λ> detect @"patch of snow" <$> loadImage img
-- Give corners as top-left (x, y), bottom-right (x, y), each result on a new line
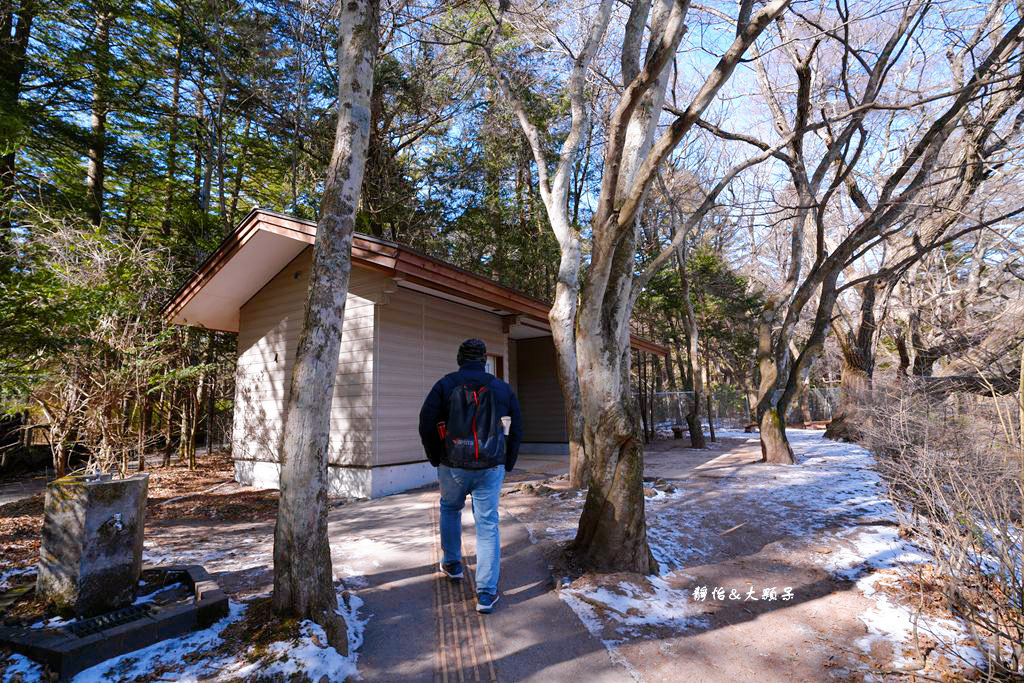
top-left (29, 614), bottom-right (75, 630)
top-left (337, 565), bottom-right (369, 589)
top-left (132, 583), bottom-right (181, 606)
top-left (544, 526), bottom-right (576, 541)
top-left (211, 585), bottom-right (369, 682)
top-left (556, 591), bottom-right (643, 682)
top-left (1, 654), bottom-right (43, 683)
top-left (532, 430), bottom-right (991, 678)
top-left (224, 617), bottom-right (359, 682)
top-left (15, 583), bottom-right (369, 682)
top-left (70, 600), bottom-right (247, 682)
top-left (0, 567), bottom-right (34, 592)
top-left (824, 524), bottom-right (931, 580)
top-left (559, 574), bottom-right (707, 649)
top-left (853, 572), bottom-right (987, 671)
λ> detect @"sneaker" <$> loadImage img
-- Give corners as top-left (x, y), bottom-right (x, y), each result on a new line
top-left (439, 561), bottom-right (463, 579)
top-left (476, 592), bottom-right (499, 613)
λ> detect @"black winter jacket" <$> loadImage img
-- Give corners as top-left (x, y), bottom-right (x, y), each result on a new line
top-left (418, 360), bottom-right (523, 471)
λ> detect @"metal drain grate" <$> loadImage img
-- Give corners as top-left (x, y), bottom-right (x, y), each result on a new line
top-left (67, 604), bottom-right (152, 637)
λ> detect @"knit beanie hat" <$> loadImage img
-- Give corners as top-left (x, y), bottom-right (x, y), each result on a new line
top-left (457, 338), bottom-right (487, 366)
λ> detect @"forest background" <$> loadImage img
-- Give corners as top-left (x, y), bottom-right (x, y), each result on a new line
top-left (1, 0), bottom-right (1022, 484)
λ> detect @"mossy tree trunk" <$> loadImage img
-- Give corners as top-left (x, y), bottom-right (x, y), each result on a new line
top-left (756, 312), bottom-right (795, 464)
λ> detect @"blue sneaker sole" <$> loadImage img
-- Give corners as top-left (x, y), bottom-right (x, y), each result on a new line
top-left (475, 595), bottom-right (499, 613)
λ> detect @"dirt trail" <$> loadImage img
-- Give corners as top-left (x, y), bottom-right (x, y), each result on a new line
top-left (503, 431), bottom-right (971, 682)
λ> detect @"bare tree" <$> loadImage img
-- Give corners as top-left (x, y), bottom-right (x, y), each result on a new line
top-left (471, 0), bottom-right (790, 571)
top-left (479, 0), bottom-right (615, 489)
top-left (272, 0), bottom-right (379, 650)
top-left (703, 2), bottom-right (1024, 461)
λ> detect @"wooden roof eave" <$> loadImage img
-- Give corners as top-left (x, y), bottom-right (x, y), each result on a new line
top-left (162, 209), bottom-right (669, 357)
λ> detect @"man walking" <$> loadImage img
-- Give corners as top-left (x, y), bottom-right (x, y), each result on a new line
top-left (419, 339), bottom-right (522, 613)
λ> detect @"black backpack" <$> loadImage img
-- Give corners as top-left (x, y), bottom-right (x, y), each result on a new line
top-left (443, 378), bottom-right (505, 469)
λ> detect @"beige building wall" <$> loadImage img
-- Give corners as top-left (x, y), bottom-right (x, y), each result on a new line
top-left (375, 288), bottom-right (507, 466)
top-left (514, 337), bottom-right (568, 443)
top-left (231, 249), bottom-right (389, 473)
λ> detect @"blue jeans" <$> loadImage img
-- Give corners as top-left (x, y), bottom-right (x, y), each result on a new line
top-left (438, 464), bottom-right (505, 595)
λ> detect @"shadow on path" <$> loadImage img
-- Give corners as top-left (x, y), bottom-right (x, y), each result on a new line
top-left (330, 491), bottom-right (630, 683)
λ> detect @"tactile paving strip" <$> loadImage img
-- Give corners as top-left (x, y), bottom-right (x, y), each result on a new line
top-left (431, 504), bottom-right (498, 683)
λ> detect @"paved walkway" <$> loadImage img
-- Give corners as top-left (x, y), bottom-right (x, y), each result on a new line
top-left (140, 438), bottom-right (757, 681)
top-left (330, 439), bottom-right (760, 681)
top-left (0, 474), bottom-right (47, 507)
top-left (329, 489), bottom-right (628, 682)
top-left (515, 432), bottom-right (762, 481)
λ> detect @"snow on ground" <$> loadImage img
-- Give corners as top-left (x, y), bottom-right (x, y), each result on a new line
top-left (645, 429), bottom-right (909, 571)
top-left (559, 574), bottom-right (709, 681)
top-left (562, 575), bottom-right (707, 635)
top-left (73, 599), bottom-right (248, 683)
top-left (1, 583), bottom-right (369, 682)
top-left (516, 429), bottom-right (986, 677)
top-left (0, 655), bottom-right (40, 683)
top-left (217, 592), bottom-right (368, 682)
top-left (854, 571), bottom-right (988, 672)
top-left (0, 567), bottom-right (34, 592)
top-left (2, 598), bottom-right (244, 683)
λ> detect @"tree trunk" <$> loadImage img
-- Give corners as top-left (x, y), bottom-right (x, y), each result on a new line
top-left (0, 0), bottom-right (35, 245)
top-left (228, 116), bottom-right (251, 227)
top-left (743, 375), bottom-right (757, 426)
top-left (162, 11), bottom-right (184, 236)
top-left (826, 283), bottom-right (877, 442)
top-left (572, 323), bottom-right (655, 573)
top-left (272, 0), bottom-right (378, 652)
top-left (756, 315), bottom-right (795, 463)
top-left (549, 238), bottom-right (587, 488)
top-left (53, 441), bottom-right (67, 477)
top-left (86, 7), bottom-right (110, 226)
top-left (824, 359), bottom-right (870, 441)
top-left (663, 334), bottom-right (686, 425)
top-left (758, 405), bottom-right (793, 462)
top-left (163, 376), bottom-right (178, 466)
top-left (706, 391), bottom-right (716, 441)
top-left (1018, 343), bottom-right (1023, 458)
top-left (705, 357), bottom-right (715, 442)
top-left (637, 350), bottom-right (650, 443)
top-left (571, 231), bottom-right (655, 574)
top-left (206, 373), bottom-right (215, 455)
top-left (197, 95), bottom-right (212, 215)
top-left (678, 251), bottom-right (705, 449)
top-left (799, 377), bottom-right (812, 424)
top-left (651, 350), bottom-right (664, 438)
top-left (180, 387), bottom-right (197, 470)
top-left (203, 333), bottom-right (215, 456)
top-left (137, 391), bottom-right (147, 471)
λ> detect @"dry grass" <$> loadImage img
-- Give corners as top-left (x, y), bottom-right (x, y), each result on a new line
top-left (0, 495), bottom-right (43, 570)
top-left (864, 380), bottom-right (1024, 679)
top-left (0, 451), bottom-right (278, 574)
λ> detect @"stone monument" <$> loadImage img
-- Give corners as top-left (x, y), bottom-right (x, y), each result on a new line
top-left (36, 473), bottom-right (149, 617)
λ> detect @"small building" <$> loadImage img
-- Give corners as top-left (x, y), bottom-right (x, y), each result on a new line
top-left (164, 209), bottom-right (666, 498)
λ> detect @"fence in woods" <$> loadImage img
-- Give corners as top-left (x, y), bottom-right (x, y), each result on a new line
top-left (648, 387), bottom-right (840, 431)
